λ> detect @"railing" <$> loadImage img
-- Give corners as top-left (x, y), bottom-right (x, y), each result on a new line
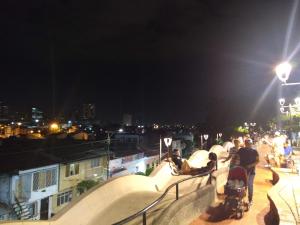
top-left (112, 169), bottom-right (214, 225)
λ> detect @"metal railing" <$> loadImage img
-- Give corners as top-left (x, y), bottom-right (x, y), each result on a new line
top-left (112, 169), bottom-right (214, 225)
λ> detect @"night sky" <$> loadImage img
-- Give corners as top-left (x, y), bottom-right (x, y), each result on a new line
top-left (1, 0), bottom-right (300, 125)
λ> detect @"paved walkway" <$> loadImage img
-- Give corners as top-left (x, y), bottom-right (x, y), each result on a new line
top-left (190, 144), bottom-right (274, 225)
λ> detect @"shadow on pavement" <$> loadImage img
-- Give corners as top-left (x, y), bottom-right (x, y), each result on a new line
top-left (200, 203), bottom-right (231, 222)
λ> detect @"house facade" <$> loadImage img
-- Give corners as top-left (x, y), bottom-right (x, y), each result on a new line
top-left (51, 156), bottom-right (109, 215)
top-left (0, 164), bottom-right (59, 220)
top-left (109, 152), bottom-right (159, 177)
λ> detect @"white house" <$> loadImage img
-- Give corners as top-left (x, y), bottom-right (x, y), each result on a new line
top-left (0, 164), bottom-right (59, 220)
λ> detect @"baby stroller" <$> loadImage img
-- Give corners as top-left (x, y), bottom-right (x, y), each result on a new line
top-left (224, 166), bottom-right (249, 219)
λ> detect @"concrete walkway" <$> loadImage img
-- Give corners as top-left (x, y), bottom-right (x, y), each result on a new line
top-left (87, 175), bottom-right (209, 225)
top-left (190, 144), bottom-right (274, 225)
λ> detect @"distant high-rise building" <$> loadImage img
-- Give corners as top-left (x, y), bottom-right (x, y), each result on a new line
top-left (0, 102), bottom-right (9, 122)
top-left (123, 114), bottom-right (132, 126)
top-left (82, 104), bottom-right (96, 121)
top-left (32, 107), bottom-right (43, 123)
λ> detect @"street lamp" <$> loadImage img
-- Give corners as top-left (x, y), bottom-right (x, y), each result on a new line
top-left (164, 137), bottom-right (172, 158)
top-left (275, 62), bottom-right (300, 86)
top-left (203, 134), bottom-right (209, 141)
top-left (279, 97), bottom-right (300, 115)
top-left (275, 62), bottom-right (292, 83)
top-left (217, 133), bottom-right (222, 141)
top-left (279, 98), bottom-right (285, 106)
top-left (295, 97), bottom-right (300, 106)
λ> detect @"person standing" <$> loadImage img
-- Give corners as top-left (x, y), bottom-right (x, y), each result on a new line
top-left (222, 139), bottom-right (240, 168)
top-left (237, 139), bottom-right (259, 205)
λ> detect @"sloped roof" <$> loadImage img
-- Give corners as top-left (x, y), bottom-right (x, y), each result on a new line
top-left (0, 138), bottom-right (107, 173)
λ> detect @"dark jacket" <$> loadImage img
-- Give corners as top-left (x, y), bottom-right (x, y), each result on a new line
top-left (237, 147), bottom-right (259, 175)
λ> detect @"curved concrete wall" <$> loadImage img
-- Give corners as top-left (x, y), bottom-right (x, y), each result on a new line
top-left (187, 150), bottom-right (209, 168)
top-left (0, 150), bottom-right (221, 225)
top-left (154, 185), bottom-right (215, 225)
top-left (209, 145), bottom-right (228, 159)
top-left (153, 165), bottom-right (229, 225)
top-left (223, 141), bottom-right (234, 152)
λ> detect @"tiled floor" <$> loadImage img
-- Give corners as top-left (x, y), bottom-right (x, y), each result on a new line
top-left (190, 144), bottom-right (274, 225)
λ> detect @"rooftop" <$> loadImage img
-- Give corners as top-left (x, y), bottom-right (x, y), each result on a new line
top-left (0, 138), bottom-right (108, 173)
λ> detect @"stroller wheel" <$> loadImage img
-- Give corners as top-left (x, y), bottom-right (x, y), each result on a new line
top-left (235, 209), bottom-right (244, 219)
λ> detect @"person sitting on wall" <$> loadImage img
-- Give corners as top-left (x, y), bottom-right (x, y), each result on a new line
top-left (181, 152), bottom-right (217, 175)
top-left (284, 140), bottom-right (293, 157)
top-left (171, 149), bottom-right (183, 170)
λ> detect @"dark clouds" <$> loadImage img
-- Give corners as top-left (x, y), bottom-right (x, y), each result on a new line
top-left (0, 0), bottom-right (299, 124)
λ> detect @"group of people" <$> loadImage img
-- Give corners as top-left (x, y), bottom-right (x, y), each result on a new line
top-left (222, 138), bottom-right (259, 205)
top-left (171, 149), bottom-right (218, 175)
top-left (263, 132), bottom-right (293, 167)
top-left (170, 138), bottom-right (259, 205)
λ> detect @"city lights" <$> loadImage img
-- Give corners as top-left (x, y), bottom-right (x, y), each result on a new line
top-left (50, 123), bottom-right (59, 132)
top-left (153, 124), bottom-right (159, 129)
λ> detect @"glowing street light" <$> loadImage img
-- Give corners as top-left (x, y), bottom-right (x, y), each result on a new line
top-left (279, 98), bottom-right (285, 106)
top-left (295, 97), bottom-right (300, 105)
top-left (164, 138), bottom-right (172, 147)
top-left (279, 97), bottom-right (300, 116)
top-left (50, 122), bottom-right (59, 132)
top-left (203, 134), bottom-right (209, 141)
top-left (275, 62), bottom-right (292, 83)
top-left (164, 137), bottom-right (172, 158)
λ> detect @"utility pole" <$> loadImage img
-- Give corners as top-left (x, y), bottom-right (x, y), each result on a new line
top-left (106, 132), bottom-right (112, 179)
top-left (50, 44), bottom-right (56, 118)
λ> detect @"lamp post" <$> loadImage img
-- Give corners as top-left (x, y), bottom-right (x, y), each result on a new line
top-left (105, 131), bottom-right (113, 180)
top-left (279, 97), bottom-right (300, 114)
top-left (159, 136), bottom-right (162, 163)
top-left (216, 133), bottom-right (222, 142)
top-left (203, 134), bottom-right (209, 150)
top-left (203, 134), bottom-right (209, 141)
top-left (164, 137), bottom-right (172, 158)
top-left (275, 62), bottom-right (300, 86)
top-left (278, 97), bottom-right (300, 131)
top-left (200, 135), bottom-right (203, 149)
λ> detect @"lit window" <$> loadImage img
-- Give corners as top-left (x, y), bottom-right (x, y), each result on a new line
top-left (65, 163), bottom-right (80, 177)
top-left (91, 158), bottom-right (100, 168)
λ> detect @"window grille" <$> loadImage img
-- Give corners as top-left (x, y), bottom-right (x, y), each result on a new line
top-left (57, 191), bottom-right (73, 206)
top-left (32, 168), bottom-right (57, 191)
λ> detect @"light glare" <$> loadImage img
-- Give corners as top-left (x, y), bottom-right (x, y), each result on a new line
top-left (275, 62), bottom-right (292, 83)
